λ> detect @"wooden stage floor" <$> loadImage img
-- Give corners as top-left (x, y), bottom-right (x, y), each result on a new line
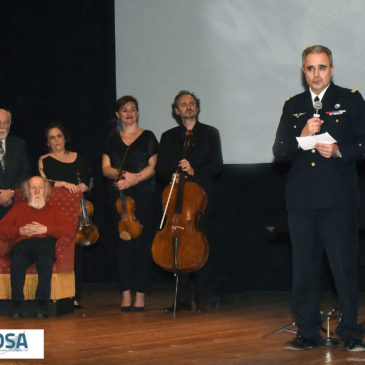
top-left (2, 285), bottom-right (365, 365)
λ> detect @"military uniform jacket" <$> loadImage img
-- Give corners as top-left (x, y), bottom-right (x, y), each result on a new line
top-left (273, 83), bottom-right (365, 210)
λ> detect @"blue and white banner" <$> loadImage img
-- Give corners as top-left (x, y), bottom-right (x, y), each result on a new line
top-left (0, 330), bottom-right (44, 359)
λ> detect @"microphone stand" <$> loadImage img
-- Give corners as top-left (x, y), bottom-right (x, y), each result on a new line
top-left (264, 308), bottom-right (340, 345)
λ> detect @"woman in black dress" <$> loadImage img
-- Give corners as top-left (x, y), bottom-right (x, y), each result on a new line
top-left (102, 95), bottom-right (158, 311)
top-left (38, 123), bottom-right (90, 309)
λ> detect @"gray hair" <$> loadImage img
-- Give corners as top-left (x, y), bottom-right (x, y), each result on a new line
top-left (22, 177), bottom-right (52, 201)
top-left (302, 45), bottom-right (333, 66)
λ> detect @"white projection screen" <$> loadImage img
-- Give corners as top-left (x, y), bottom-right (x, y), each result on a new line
top-left (115, 0), bottom-right (365, 164)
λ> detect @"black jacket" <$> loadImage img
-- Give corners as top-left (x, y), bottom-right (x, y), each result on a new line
top-left (156, 121), bottom-right (223, 206)
top-left (0, 136), bottom-right (31, 218)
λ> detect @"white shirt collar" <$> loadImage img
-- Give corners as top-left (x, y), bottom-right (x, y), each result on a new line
top-left (310, 84), bottom-right (330, 103)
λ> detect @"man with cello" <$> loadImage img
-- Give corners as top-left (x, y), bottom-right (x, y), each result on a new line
top-left (155, 90), bottom-right (223, 312)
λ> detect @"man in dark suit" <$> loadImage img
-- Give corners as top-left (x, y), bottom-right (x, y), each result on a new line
top-left (0, 108), bottom-right (31, 218)
top-left (156, 90), bottom-right (223, 312)
top-left (273, 45), bottom-right (365, 351)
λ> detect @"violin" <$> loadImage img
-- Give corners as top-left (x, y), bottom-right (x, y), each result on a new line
top-left (151, 130), bottom-right (209, 273)
top-left (115, 170), bottom-right (143, 241)
top-left (75, 175), bottom-right (99, 246)
top-left (76, 196), bottom-right (99, 246)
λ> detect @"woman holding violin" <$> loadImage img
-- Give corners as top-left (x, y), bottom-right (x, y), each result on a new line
top-left (38, 123), bottom-right (90, 309)
top-left (102, 95), bottom-right (158, 311)
top-left (155, 90), bottom-right (223, 313)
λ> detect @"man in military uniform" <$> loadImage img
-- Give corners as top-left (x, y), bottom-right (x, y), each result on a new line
top-left (273, 45), bottom-right (365, 351)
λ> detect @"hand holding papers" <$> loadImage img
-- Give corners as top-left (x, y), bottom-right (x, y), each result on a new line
top-left (296, 132), bottom-right (337, 151)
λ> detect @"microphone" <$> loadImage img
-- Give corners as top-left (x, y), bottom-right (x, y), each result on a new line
top-left (313, 100), bottom-right (322, 118)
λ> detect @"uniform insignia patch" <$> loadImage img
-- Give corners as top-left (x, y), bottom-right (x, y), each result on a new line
top-left (292, 113), bottom-right (306, 118)
top-left (326, 110), bottom-right (346, 115)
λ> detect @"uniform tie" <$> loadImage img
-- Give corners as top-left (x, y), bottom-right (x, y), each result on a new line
top-left (0, 141), bottom-right (5, 170)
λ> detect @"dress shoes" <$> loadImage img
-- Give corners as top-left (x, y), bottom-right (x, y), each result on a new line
top-left (10, 302), bottom-right (23, 319)
top-left (35, 311), bottom-right (47, 320)
top-left (284, 334), bottom-right (320, 350)
top-left (196, 302), bottom-right (209, 312)
top-left (36, 300), bottom-right (48, 319)
top-left (10, 310), bottom-right (22, 319)
top-left (345, 337), bottom-right (365, 352)
top-left (164, 303), bottom-right (192, 313)
top-left (120, 306), bottom-right (132, 312)
top-left (74, 304), bottom-right (82, 309)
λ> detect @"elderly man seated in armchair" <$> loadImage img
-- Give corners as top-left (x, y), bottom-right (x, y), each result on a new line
top-left (0, 176), bottom-right (75, 319)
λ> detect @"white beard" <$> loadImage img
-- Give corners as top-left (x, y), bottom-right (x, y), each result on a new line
top-left (28, 195), bottom-right (46, 210)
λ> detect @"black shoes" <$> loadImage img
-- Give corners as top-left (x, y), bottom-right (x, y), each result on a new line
top-left (10, 302), bottom-right (22, 319)
top-left (284, 334), bottom-right (320, 350)
top-left (36, 300), bottom-right (48, 319)
top-left (164, 303), bottom-right (192, 313)
top-left (35, 310), bottom-right (47, 319)
top-left (345, 337), bottom-right (365, 352)
top-left (196, 302), bottom-right (209, 312)
top-left (121, 306), bottom-right (145, 312)
top-left (10, 310), bottom-right (22, 319)
top-left (132, 306), bottom-right (145, 312)
top-left (120, 306), bottom-right (132, 312)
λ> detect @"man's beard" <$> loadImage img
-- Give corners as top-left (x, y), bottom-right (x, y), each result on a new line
top-left (28, 195), bottom-right (46, 210)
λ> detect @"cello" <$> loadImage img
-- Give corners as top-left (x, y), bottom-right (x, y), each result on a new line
top-left (151, 130), bottom-right (209, 274)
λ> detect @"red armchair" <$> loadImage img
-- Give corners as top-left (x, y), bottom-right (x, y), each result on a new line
top-left (0, 187), bottom-right (81, 301)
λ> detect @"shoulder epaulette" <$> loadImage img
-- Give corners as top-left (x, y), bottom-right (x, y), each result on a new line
top-left (351, 89), bottom-right (358, 93)
top-left (285, 97), bottom-right (291, 102)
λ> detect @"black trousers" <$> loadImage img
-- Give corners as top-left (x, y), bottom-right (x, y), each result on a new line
top-left (176, 259), bottom-right (211, 307)
top-left (176, 212), bottom-right (214, 307)
top-left (10, 237), bottom-right (56, 303)
top-left (288, 208), bottom-right (363, 341)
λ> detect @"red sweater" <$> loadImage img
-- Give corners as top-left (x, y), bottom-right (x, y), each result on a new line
top-left (0, 201), bottom-right (75, 244)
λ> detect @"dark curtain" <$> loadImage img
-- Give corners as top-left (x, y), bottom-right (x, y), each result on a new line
top-left (0, 0), bottom-right (117, 282)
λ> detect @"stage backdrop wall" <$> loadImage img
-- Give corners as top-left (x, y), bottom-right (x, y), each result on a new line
top-left (115, 0), bottom-right (365, 164)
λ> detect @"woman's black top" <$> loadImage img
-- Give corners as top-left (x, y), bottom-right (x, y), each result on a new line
top-left (41, 153), bottom-right (89, 185)
top-left (103, 129), bottom-right (159, 198)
